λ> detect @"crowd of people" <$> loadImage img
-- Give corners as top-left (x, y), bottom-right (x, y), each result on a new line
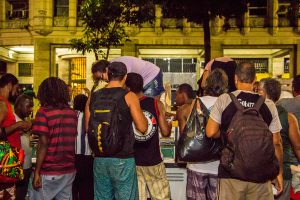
top-left (0, 55), bottom-right (299, 200)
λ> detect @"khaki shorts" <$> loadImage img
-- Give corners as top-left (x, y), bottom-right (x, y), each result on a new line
top-left (136, 162), bottom-right (170, 200)
top-left (217, 178), bottom-right (273, 200)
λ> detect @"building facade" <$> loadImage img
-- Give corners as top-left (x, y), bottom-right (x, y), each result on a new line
top-left (0, 0), bottom-right (300, 95)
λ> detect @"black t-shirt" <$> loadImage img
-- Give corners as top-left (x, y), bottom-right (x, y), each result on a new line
top-left (134, 96), bottom-right (162, 166)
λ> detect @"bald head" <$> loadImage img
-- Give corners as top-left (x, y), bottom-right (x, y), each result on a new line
top-left (235, 62), bottom-right (256, 83)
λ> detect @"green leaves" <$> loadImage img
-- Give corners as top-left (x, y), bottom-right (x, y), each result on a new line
top-left (70, 0), bottom-right (156, 60)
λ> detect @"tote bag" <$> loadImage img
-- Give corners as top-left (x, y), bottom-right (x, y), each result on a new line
top-left (176, 98), bottom-right (222, 162)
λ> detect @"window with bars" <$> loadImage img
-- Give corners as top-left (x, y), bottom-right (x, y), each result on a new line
top-left (54, 0), bottom-right (69, 17)
top-left (70, 57), bottom-right (86, 96)
top-left (233, 58), bottom-right (269, 73)
top-left (143, 58), bottom-right (197, 73)
top-left (18, 63), bottom-right (33, 77)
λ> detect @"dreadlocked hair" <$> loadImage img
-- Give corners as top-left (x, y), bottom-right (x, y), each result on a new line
top-left (37, 77), bottom-right (70, 108)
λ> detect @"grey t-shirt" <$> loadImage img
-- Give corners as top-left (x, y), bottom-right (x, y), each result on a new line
top-left (210, 90), bottom-right (282, 134)
top-left (277, 97), bottom-right (300, 126)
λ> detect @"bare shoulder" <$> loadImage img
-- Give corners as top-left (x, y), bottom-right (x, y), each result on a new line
top-left (124, 91), bottom-right (138, 105)
top-left (177, 103), bottom-right (192, 116)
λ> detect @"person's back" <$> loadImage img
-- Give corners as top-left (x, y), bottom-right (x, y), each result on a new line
top-left (177, 69), bottom-right (228, 200)
top-left (111, 56), bottom-right (160, 86)
top-left (259, 78), bottom-right (300, 200)
top-left (72, 94), bottom-right (93, 200)
top-left (91, 62), bottom-right (147, 200)
top-left (31, 77), bottom-right (77, 200)
top-left (278, 75), bottom-right (300, 126)
top-left (125, 72), bottom-right (171, 200)
top-left (35, 106), bottom-right (77, 173)
top-left (206, 62), bottom-right (283, 200)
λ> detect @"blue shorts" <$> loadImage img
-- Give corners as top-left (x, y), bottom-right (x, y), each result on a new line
top-left (29, 172), bottom-right (75, 200)
top-left (143, 70), bottom-right (165, 98)
top-left (94, 157), bottom-right (138, 200)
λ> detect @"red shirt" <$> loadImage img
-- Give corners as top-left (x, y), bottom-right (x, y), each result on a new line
top-left (32, 106), bottom-right (77, 175)
top-left (0, 96), bottom-right (21, 148)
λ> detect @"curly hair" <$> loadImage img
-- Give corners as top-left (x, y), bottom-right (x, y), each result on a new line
top-left (204, 68), bottom-right (228, 97)
top-left (37, 77), bottom-right (70, 108)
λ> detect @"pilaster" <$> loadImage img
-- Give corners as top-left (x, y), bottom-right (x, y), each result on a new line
top-left (268, 0), bottom-right (278, 35)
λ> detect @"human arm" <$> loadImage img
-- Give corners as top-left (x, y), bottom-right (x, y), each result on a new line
top-left (84, 94), bottom-right (91, 132)
top-left (206, 118), bottom-right (221, 138)
top-left (31, 109), bottom-right (49, 190)
top-left (0, 100), bottom-right (7, 124)
top-left (33, 134), bottom-right (48, 190)
top-left (157, 100), bottom-right (171, 137)
top-left (176, 104), bottom-right (190, 134)
top-left (125, 92), bottom-right (148, 134)
top-left (272, 132), bottom-right (283, 195)
top-left (200, 70), bottom-right (209, 89)
top-left (5, 121), bottom-right (32, 136)
top-left (288, 113), bottom-right (300, 161)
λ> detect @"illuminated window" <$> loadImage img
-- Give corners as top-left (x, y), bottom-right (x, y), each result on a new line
top-left (233, 58), bottom-right (268, 73)
top-left (70, 57), bottom-right (86, 96)
top-left (143, 58), bottom-right (197, 73)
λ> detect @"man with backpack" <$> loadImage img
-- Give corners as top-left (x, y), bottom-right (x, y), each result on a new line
top-left (206, 62), bottom-right (283, 200)
top-left (88, 62), bottom-right (148, 200)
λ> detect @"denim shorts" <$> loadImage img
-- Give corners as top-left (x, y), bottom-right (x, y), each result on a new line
top-left (143, 70), bottom-right (165, 98)
top-left (29, 172), bottom-right (76, 200)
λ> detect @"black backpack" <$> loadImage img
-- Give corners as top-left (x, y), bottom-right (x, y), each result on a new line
top-left (220, 93), bottom-right (279, 183)
top-left (88, 89), bottom-right (127, 157)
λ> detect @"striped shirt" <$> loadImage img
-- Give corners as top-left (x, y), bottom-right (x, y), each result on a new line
top-left (32, 106), bottom-right (78, 175)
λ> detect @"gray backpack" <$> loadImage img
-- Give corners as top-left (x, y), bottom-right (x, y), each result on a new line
top-left (220, 93), bottom-right (279, 183)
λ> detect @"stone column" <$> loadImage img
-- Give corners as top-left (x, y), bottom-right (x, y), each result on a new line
top-left (242, 4), bottom-right (250, 35)
top-left (33, 39), bottom-right (51, 93)
top-left (210, 39), bottom-right (223, 59)
top-left (155, 5), bottom-right (162, 34)
top-left (268, 0), bottom-right (278, 35)
top-left (211, 16), bottom-right (223, 35)
top-left (296, 44), bottom-right (300, 76)
top-left (30, 0), bottom-right (53, 36)
top-left (0, 0), bottom-right (6, 28)
top-left (69, 0), bottom-right (77, 28)
top-left (183, 18), bottom-right (191, 34)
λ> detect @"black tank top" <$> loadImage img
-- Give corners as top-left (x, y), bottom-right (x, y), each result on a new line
top-left (134, 96), bottom-right (162, 166)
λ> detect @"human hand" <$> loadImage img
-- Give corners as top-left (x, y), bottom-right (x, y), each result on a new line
top-left (273, 174), bottom-right (283, 196)
top-left (19, 121), bottom-right (32, 132)
top-left (33, 172), bottom-right (42, 190)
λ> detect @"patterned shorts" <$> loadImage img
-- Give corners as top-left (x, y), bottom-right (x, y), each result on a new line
top-left (186, 169), bottom-right (218, 200)
top-left (136, 162), bottom-right (170, 200)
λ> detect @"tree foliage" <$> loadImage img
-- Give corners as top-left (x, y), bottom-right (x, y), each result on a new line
top-left (70, 0), bottom-right (156, 60)
top-left (158, 0), bottom-right (249, 64)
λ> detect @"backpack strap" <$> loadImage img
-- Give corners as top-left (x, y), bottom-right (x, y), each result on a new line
top-left (253, 96), bottom-right (265, 111)
top-left (229, 93), bottom-right (244, 110)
